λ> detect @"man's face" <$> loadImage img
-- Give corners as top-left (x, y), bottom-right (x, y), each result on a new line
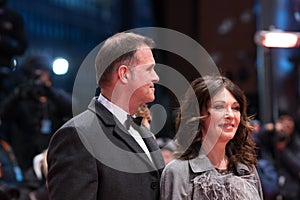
top-left (127, 47), bottom-right (159, 105)
top-left (35, 69), bottom-right (50, 83)
top-left (276, 115), bottom-right (295, 136)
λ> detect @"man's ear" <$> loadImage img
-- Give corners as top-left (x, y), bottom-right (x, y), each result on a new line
top-left (118, 65), bottom-right (129, 83)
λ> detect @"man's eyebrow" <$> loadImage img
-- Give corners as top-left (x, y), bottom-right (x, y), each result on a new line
top-left (143, 63), bottom-right (155, 69)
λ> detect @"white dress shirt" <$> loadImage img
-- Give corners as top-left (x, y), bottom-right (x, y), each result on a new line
top-left (97, 94), bottom-right (153, 163)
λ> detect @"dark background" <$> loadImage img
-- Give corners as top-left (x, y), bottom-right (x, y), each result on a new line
top-left (6, 0), bottom-right (300, 137)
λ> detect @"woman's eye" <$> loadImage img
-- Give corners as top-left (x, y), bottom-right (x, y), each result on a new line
top-left (213, 105), bottom-right (225, 110)
top-left (232, 106), bottom-right (240, 111)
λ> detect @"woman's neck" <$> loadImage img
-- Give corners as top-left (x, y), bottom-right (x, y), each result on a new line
top-left (207, 145), bottom-right (228, 170)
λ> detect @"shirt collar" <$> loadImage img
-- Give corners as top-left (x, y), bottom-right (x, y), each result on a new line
top-left (97, 94), bottom-right (129, 127)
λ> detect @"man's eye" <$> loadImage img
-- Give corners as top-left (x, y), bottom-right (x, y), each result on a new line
top-left (149, 67), bottom-right (155, 72)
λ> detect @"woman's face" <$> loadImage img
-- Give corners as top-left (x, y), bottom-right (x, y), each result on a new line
top-left (202, 88), bottom-right (241, 146)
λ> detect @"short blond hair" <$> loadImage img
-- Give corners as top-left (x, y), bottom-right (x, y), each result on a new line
top-left (135, 103), bottom-right (152, 120)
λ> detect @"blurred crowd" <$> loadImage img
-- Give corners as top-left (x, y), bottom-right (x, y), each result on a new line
top-left (0, 1), bottom-right (73, 199)
top-left (254, 111), bottom-right (300, 200)
top-left (0, 54), bottom-right (73, 200)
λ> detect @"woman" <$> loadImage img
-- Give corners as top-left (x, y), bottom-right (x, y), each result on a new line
top-left (160, 76), bottom-right (263, 200)
top-left (135, 103), bottom-right (153, 130)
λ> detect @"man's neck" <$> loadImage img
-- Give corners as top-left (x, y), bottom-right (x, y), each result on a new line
top-left (101, 90), bottom-right (139, 115)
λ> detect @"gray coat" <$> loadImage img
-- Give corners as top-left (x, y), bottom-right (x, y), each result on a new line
top-left (47, 97), bottom-right (165, 200)
top-left (160, 153), bottom-right (264, 200)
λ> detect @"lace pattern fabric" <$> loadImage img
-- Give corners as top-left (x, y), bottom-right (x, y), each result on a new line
top-left (193, 170), bottom-right (261, 200)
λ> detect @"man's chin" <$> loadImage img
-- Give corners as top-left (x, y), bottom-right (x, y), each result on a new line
top-left (144, 96), bottom-right (155, 103)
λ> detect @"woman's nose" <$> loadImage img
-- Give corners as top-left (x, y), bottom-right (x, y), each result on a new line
top-left (225, 108), bottom-right (234, 117)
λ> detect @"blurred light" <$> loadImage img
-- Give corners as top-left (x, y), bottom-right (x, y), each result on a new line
top-left (294, 0), bottom-right (300, 22)
top-left (295, 12), bottom-right (300, 22)
top-left (255, 30), bottom-right (300, 48)
top-left (218, 18), bottom-right (235, 35)
top-left (210, 52), bottom-right (222, 64)
top-left (52, 57), bottom-right (69, 75)
top-left (239, 9), bottom-right (253, 23)
top-left (263, 32), bottom-right (298, 47)
top-left (279, 58), bottom-right (294, 73)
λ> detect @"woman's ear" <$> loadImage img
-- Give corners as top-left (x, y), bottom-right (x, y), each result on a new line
top-left (118, 65), bottom-right (129, 83)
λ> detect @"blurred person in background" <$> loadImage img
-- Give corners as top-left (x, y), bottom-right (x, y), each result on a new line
top-left (156, 137), bottom-right (175, 165)
top-left (255, 113), bottom-right (300, 200)
top-left (274, 114), bottom-right (300, 200)
top-left (0, 139), bottom-right (23, 200)
top-left (0, 0), bottom-right (27, 69)
top-left (22, 149), bottom-right (49, 200)
top-left (0, 54), bottom-right (72, 173)
top-left (135, 103), bottom-right (152, 130)
top-left (135, 104), bottom-right (176, 165)
top-left (0, 0), bottom-right (27, 104)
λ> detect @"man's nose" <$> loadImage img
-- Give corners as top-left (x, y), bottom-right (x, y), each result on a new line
top-left (152, 71), bottom-right (159, 83)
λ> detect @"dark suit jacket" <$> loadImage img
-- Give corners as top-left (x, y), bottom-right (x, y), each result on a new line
top-left (47, 97), bottom-right (165, 200)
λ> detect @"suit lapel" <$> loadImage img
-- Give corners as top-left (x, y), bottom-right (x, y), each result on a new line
top-left (87, 97), bottom-right (159, 170)
top-left (113, 119), bottom-right (147, 154)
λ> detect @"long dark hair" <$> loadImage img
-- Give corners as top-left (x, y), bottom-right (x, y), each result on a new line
top-left (174, 76), bottom-right (257, 170)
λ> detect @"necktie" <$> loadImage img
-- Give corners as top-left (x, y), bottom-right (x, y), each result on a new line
top-left (125, 115), bottom-right (164, 169)
top-left (124, 115), bottom-right (153, 162)
top-left (132, 116), bottom-right (143, 126)
top-left (125, 115), bottom-right (143, 129)
top-left (126, 115), bottom-right (155, 148)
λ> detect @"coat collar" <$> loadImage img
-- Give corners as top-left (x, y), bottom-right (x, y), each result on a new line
top-left (87, 97), bottom-right (164, 171)
top-left (188, 149), bottom-right (252, 175)
top-left (87, 97), bottom-right (144, 153)
top-left (188, 150), bottom-right (214, 173)
top-left (88, 97), bottom-right (116, 126)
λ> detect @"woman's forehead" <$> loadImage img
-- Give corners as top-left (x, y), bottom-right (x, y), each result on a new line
top-left (211, 88), bottom-right (237, 103)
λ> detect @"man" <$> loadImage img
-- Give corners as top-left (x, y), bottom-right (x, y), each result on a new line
top-left (47, 32), bottom-right (165, 200)
top-left (0, 0), bottom-right (27, 68)
top-left (0, 0), bottom-right (27, 103)
top-left (255, 113), bottom-right (300, 199)
top-left (0, 54), bottom-right (72, 172)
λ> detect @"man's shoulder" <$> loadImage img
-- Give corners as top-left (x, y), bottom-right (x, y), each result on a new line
top-left (58, 105), bottom-right (113, 135)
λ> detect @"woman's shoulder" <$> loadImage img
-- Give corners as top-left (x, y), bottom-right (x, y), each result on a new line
top-left (161, 159), bottom-right (192, 187)
top-left (162, 159), bottom-right (189, 174)
top-left (166, 158), bottom-right (188, 167)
